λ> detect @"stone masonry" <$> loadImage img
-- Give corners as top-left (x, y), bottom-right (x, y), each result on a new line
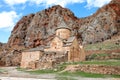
top-left (20, 21), bottom-right (85, 69)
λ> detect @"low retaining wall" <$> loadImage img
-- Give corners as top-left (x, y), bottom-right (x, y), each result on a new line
top-left (86, 49), bottom-right (120, 55)
top-left (63, 64), bottom-right (120, 75)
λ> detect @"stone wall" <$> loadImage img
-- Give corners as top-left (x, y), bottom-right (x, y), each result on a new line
top-left (20, 36), bottom-right (85, 69)
top-left (63, 64), bottom-right (120, 75)
top-left (44, 37), bottom-right (64, 52)
top-left (28, 51), bottom-right (68, 69)
top-left (68, 38), bottom-right (85, 62)
top-left (20, 51), bottom-right (43, 68)
top-left (79, 46), bottom-right (86, 61)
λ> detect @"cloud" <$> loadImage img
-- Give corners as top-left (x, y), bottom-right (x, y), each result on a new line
top-left (4, 0), bottom-right (28, 5)
top-left (29, 0), bottom-right (111, 8)
top-left (0, 11), bottom-right (21, 30)
top-left (1, 0), bottom-right (111, 31)
top-left (86, 0), bottom-right (112, 8)
top-left (3, 0), bottom-right (111, 8)
top-left (29, 0), bottom-right (84, 7)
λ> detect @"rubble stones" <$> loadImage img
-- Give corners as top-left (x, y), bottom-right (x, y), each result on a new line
top-left (63, 64), bottom-right (120, 75)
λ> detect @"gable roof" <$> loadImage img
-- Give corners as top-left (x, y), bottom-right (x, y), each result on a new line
top-left (24, 46), bottom-right (44, 52)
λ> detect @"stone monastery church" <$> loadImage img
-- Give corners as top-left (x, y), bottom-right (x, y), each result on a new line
top-left (21, 21), bottom-right (86, 69)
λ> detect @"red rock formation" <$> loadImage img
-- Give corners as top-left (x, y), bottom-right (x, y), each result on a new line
top-left (7, 0), bottom-right (120, 49)
top-left (7, 5), bottom-right (78, 48)
top-left (78, 0), bottom-right (120, 44)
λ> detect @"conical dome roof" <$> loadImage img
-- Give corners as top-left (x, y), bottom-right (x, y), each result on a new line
top-left (55, 21), bottom-right (71, 31)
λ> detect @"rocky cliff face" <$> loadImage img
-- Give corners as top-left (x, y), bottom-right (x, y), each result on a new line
top-left (7, 0), bottom-right (120, 49)
top-left (8, 5), bottom-right (78, 48)
top-left (0, 42), bottom-right (6, 51)
top-left (0, 42), bottom-right (3, 49)
top-left (1, 0), bottom-right (120, 66)
top-left (79, 0), bottom-right (120, 44)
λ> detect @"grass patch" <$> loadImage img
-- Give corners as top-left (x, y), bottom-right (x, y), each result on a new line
top-left (55, 76), bottom-right (77, 80)
top-left (80, 60), bottom-right (120, 66)
top-left (16, 67), bottom-right (57, 74)
top-left (85, 42), bottom-right (120, 50)
top-left (57, 60), bottom-right (120, 78)
top-left (27, 69), bottom-right (57, 74)
top-left (16, 67), bottom-right (27, 71)
top-left (0, 68), bottom-right (7, 73)
top-left (86, 53), bottom-right (120, 60)
top-left (16, 60), bottom-right (120, 78)
top-left (58, 71), bottom-right (120, 78)
top-left (57, 60), bottom-right (120, 68)
top-left (114, 58), bottom-right (120, 60)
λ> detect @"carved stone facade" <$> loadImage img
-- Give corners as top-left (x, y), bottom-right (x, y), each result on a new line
top-left (20, 21), bottom-right (85, 69)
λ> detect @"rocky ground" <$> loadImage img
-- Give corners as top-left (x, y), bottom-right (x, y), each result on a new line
top-left (63, 64), bottom-right (120, 75)
top-left (0, 0), bottom-right (120, 67)
top-left (0, 67), bottom-right (55, 79)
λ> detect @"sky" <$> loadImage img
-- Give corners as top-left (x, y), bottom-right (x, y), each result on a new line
top-left (0, 0), bottom-right (111, 43)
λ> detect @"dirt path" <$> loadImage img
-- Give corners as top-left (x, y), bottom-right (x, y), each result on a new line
top-left (0, 67), bottom-right (119, 80)
top-left (0, 77), bottom-right (53, 80)
top-left (0, 67), bottom-right (56, 79)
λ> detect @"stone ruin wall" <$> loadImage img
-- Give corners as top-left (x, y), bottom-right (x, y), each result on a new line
top-left (28, 51), bottom-right (68, 69)
top-left (20, 51), bottom-right (43, 68)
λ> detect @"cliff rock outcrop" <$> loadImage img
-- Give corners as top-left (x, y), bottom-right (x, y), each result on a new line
top-left (79, 0), bottom-right (120, 44)
top-left (8, 0), bottom-right (120, 48)
top-left (8, 5), bottom-right (78, 48)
